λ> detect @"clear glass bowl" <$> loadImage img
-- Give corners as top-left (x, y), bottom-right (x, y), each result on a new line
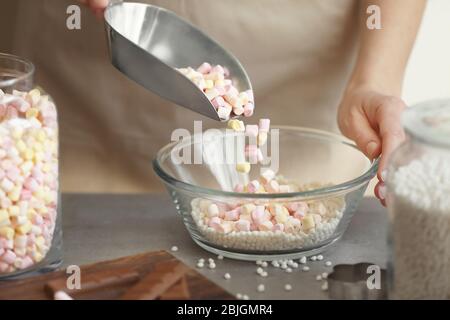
top-left (154, 126), bottom-right (378, 260)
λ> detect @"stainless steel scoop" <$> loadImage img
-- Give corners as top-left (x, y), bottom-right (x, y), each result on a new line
top-left (104, 1), bottom-right (253, 121)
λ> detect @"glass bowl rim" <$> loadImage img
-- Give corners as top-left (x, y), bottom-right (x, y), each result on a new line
top-left (153, 125), bottom-right (379, 199)
top-left (0, 52), bottom-right (35, 89)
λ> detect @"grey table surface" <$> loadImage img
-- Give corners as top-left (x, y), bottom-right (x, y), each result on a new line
top-left (62, 194), bottom-right (388, 300)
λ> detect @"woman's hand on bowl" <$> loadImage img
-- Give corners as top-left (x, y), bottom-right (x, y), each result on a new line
top-left (338, 85), bottom-right (406, 206)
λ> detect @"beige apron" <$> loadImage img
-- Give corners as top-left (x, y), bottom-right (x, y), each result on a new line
top-left (5, 0), bottom-right (359, 193)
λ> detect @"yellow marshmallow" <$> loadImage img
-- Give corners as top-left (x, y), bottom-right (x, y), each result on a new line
top-left (0, 227), bottom-right (14, 240)
top-left (16, 140), bottom-right (27, 153)
top-left (32, 251), bottom-right (44, 263)
top-left (8, 206), bottom-right (20, 217)
top-left (256, 185), bottom-right (267, 193)
top-left (43, 191), bottom-right (53, 204)
top-left (241, 203), bottom-right (256, 216)
top-left (14, 249), bottom-right (26, 257)
top-left (275, 212), bottom-right (289, 224)
top-left (258, 132), bottom-right (268, 146)
top-left (27, 208), bottom-right (38, 220)
top-left (236, 162), bottom-right (251, 174)
top-left (227, 119), bottom-right (245, 132)
top-left (239, 92), bottom-right (249, 105)
top-left (35, 236), bottom-right (46, 250)
top-left (33, 142), bottom-right (44, 153)
top-left (42, 163), bottom-right (51, 173)
top-left (204, 80), bottom-right (214, 89)
top-left (11, 128), bottom-right (23, 140)
top-left (33, 152), bottom-right (44, 163)
top-left (215, 79), bottom-right (225, 87)
top-left (22, 148), bottom-right (34, 161)
top-left (28, 88), bottom-right (41, 102)
top-left (33, 187), bottom-right (45, 200)
top-left (25, 107), bottom-right (39, 119)
top-left (0, 209), bottom-right (9, 223)
top-left (302, 215), bottom-right (315, 230)
top-left (36, 130), bottom-right (47, 142)
top-left (37, 206), bottom-right (49, 216)
top-left (8, 187), bottom-right (21, 202)
top-left (20, 161), bottom-right (33, 174)
top-left (16, 221), bottom-right (32, 235)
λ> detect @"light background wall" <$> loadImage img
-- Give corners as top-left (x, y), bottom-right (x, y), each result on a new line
top-left (403, 0), bottom-right (450, 105)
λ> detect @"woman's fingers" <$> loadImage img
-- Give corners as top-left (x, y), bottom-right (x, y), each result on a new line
top-left (77, 0), bottom-right (109, 13)
top-left (89, 0), bottom-right (109, 10)
top-left (376, 97), bottom-right (406, 180)
top-left (347, 110), bottom-right (382, 160)
top-left (374, 181), bottom-right (387, 206)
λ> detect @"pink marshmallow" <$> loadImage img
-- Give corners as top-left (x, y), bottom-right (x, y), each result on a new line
top-left (257, 149), bottom-right (264, 163)
top-left (215, 86), bottom-right (227, 95)
top-left (1, 159), bottom-right (12, 171)
top-left (234, 184), bottom-right (244, 193)
top-left (243, 103), bottom-right (254, 117)
top-left (245, 90), bottom-right (254, 102)
top-left (6, 167), bottom-right (20, 182)
top-left (294, 210), bottom-right (306, 219)
top-left (251, 205), bottom-right (266, 223)
top-left (20, 189), bottom-right (32, 201)
top-left (208, 217), bottom-right (222, 231)
top-left (235, 219), bottom-right (250, 232)
top-left (211, 65), bottom-right (225, 75)
top-left (245, 145), bottom-right (258, 164)
top-left (0, 238), bottom-right (13, 250)
top-left (246, 180), bottom-right (260, 193)
top-left (273, 223), bottom-right (285, 232)
top-left (258, 220), bottom-right (274, 231)
top-left (0, 262), bottom-right (8, 273)
top-left (259, 119), bottom-right (270, 132)
top-left (197, 62), bottom-right (212, 74)
top-left (24, 177), bottom-right (39, 192)
top-left (224, 209), bottom-right (240, 221)
top-left (211, 96), bottom-right (225, 109)
top-left (245, 125), bottom-right (259, 138)
top-left (225, 86), bottom-right (239, 97)
top-left (233, 106), bottom-right (244, 116)
top-left (223, 67), bottom-right (230, 77)
top-left (33, 215), bottom-right (44, 226)
top-left (265, 180), bottom-right (280, 193)
top-left (1, 250), bottom-right (16, 264)
top-left (5, 106), bottom-right (18, 119)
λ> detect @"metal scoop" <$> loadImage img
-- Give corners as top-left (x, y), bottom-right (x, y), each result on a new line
top-left (104, 1), bottom-right (252, 121)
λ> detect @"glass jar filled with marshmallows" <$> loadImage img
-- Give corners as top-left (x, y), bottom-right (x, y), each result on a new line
top-left (0, 53), bottom-right (61, 278)
top-left (386, 100), bottom-right (450, 299)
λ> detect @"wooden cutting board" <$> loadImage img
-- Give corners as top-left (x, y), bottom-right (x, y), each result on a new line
top-left (0, 251), bottom-right (234, 300)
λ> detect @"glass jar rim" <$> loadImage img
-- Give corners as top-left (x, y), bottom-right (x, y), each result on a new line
top-left (403, 99), bottom-right (450, 149)
top-left (0, 52), bottom-right (35, 89)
